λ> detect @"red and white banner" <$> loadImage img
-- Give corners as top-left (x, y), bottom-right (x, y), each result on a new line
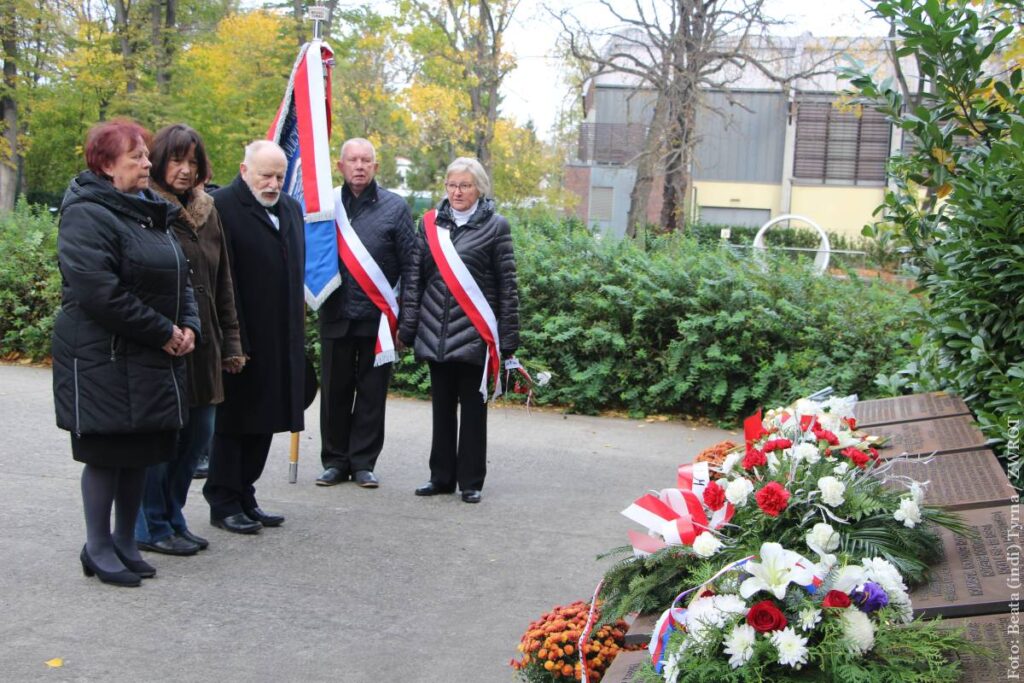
top-left (333, 189), bottom-right (399, 366)
top-left (423, 209), bottom-right (501, 401)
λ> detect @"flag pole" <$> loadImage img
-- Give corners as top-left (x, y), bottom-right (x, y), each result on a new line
top-left (287, 3), bottom-right (329, 485)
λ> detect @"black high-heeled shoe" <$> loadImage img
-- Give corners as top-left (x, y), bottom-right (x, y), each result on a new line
top-left (80, 546), bottom-right (141, 587)
top-left (113, 546), bottom-right (156, 579)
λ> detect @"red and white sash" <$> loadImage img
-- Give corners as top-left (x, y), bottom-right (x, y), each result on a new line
top-left (334, 188), bottom-right (399, 366)
top-left (423, 209), bottom-right (501, 401)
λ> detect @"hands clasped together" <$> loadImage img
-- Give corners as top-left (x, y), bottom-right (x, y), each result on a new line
top-left (161, 324), bottom-right (196, 357)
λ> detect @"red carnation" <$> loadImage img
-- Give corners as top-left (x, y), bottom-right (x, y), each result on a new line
top-left (764, 438), bottom-right (792, 452)
top-left (822, 590), bottom-right (852, 608)
top-left (845, 417), bottom-right (857, 430)
top-left (841, 446), bottom-right (870, 469)
top-left (814, 427), bottom-right (839, 446)
top-left (868, 446), bottom-right (880, 461)
top-left (746, 600), bottom-right (788, 632)
top-left (800, 415), bottom-right (819, 432)
top-left (755, 481), bottom-right (790, 517)
top-left (743, 447), bottom-right (767, 470)
top-left (703, 480), bottom-right (726, 511)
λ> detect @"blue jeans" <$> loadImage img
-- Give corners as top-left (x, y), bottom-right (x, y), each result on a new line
top-left (136, 405), bottom-right (215, 543)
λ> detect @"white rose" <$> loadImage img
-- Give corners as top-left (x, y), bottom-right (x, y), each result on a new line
top-left (806, 522), bottom-right (840, 553)
top-left (725, 478), bottom-right (755, 507)
top-left (894, 498), bottom-right (922, 528)
top-left (789, 442), bottom-right (821, 464)
top-left (692, 531), bottom-right (724, 558)
top-left (817, 476), bottom-right (846, 507)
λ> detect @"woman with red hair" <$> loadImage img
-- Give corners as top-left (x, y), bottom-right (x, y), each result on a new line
top-left (52, 118), bottom-right (200, 586)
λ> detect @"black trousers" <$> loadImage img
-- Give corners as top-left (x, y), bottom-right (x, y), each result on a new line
top-left (203, 432), bottom-right (273, 519)
top-left (319, 335), bottom-right (392, 474)
top-left (428, 361), bottom-right (487, 491)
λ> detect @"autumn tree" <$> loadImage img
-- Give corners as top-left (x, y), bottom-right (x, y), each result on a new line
top-left (400, 0), bottom-right (518, 173)
top-left (555, 0), bottom-right (839, 234)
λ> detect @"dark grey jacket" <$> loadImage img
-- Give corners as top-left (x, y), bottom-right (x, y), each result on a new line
top-left (51, 171), bottom-right (200, 435)
top-left (319, 182), bottom-right (417, 338)
top-left (399, 198), bottom-right (519, 364)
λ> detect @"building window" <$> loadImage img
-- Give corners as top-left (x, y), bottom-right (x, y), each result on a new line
top-left (793, 97), bottom-right (891, 184)
top-left (589, 187), bottom-right (614, 221)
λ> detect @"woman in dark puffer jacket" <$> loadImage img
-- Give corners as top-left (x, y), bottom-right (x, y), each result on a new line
top-left (399, 157), bottom-right (519, 505)
top-left (52, 119), bottom-right (200, 586)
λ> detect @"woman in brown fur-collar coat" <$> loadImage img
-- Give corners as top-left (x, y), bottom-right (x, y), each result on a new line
top-left (134, 124), bottom-right (245, 556)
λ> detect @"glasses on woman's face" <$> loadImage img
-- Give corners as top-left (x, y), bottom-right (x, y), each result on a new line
top-left (445, 182), bottom-right (475, 193)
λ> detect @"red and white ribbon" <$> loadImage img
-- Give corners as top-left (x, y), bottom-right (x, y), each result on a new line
top-left (577, 579), bottom-right (604, 683)
top-left (334, 189), bottom-right (399, 366)
top-left (423, 209), bottom-right (501, 401)
top-left (622, 462), bottom-right (734, 557)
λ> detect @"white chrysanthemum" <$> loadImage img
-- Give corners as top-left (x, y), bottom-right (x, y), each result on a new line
top-left (894, 498), bottom-right (922, 528)
top-left (661, 652), bottom-right (682, 683)
top-left (862, 558), bottom-right (907, 596)
top-left (722, 623), bottom-right (756, 669)
top-left (789, 442), bottom-right (821, 464)
top-left (909, 482), bottom-right (926, 506)
top-left (725, 478), bottom-right (755, 507)
top-left (713, 595), bottom-right (749, 617)
top-left (841, 609), bottom-right (876, 654)
top-left (740, 543), bottom-right (815, 600)
top-left (770, 627), bottom-right (810, 669)
top-left (833, 461), bottom-right (851, 476)
top-left (817, 476), bottom-right (846, 507)
top-left (692, 531), bottom-right (724, 558)
top-left (797, 607), bottom-right (822, 632)
top-left (806, 523), bottom-right (840, 553)
top-left (721, 451), bottom-right (743, 475)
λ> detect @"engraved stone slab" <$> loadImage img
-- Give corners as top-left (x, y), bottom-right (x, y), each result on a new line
top-left (885, 449), bottom-right (1017, 511)
top-left (624, 612), bottom-right (657, 646)
top-left (938, 613), bottom-right (1023, 683)
top-left (911, 503), bottom-right (1023, 619)
top-left (601, 650), bottom-right (649, 683)
top-left (870, 415), bottom-right (988, 458)
top-left (855, 392), bottom-right (970, 428)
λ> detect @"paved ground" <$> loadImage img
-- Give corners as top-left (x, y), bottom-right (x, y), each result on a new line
top-left (0, 363), bottom-right (735, 682)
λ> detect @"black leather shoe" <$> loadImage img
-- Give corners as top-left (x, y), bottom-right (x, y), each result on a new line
top-left (316, 467), bottom-right (347, 486)
top-left (461, 490), bottom-right (482, 504)
top-left (80, 546), bottom-right (141, 587)
top-left (138, 535), bottom-right (200, 556)
top-left (244, 507), bottom-right (284, 527)
top-left (177, 529), bottom-right (209, 550)
top-left (211, 513), bottom-right (262, 534)
top-left (415, 481), bottom-right (455, 496)
top-left (354, 470), bottom-right (379, 488)
top-left (113, 547), bottom-right (156, 578)
top-left (192, 464), bottom-right (208, 479)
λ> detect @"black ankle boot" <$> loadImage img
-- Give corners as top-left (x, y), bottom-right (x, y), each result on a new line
top-left (80, 546), bottom-right (141, 587)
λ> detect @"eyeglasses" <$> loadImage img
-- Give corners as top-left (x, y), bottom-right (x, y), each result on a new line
top-left (445, 182), bottom-right (475, 193)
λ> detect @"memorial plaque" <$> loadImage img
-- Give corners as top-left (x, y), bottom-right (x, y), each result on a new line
top-left (624, 612), bottom-right (657, 646)
top-left (600, 650), bottom-right (649, 683)
top-left (855, 392), bottom-right (970, 428)
top-left (910, 503), bottom-right (1022, 619)
top-left (885, 449), bottom-right (1017, 511)
top-left (937, 613), bottom-right (1022, 683)
top-left (869, 415), bottom-right (988, 458)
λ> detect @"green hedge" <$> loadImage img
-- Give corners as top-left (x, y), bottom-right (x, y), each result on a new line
top-left (1, 204), bottom-right (922, 422)
top-left (391, 215), bottom-right (921, 418)
top-left (0, 201), bottom-right (61, 360)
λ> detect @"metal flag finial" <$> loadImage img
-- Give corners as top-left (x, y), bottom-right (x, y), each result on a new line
top-left (308, 5), bottom-right (328, 41)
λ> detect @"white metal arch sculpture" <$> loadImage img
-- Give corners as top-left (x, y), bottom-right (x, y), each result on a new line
top-left (752, 214), bottom-right (831, 275)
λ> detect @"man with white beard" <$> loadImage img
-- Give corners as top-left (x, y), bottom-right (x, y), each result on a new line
top-left (203, 140), bottom-right (306, 535)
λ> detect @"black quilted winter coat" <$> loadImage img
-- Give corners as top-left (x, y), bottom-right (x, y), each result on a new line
top-left (51, 171), bottom-right (200, 436)
top-left (399, 197), bottom-right (519, 364)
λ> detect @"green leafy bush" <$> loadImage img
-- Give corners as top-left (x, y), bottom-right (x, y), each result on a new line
top-left (392, 216), bottom-right (923, 420)
top-left (848, 0), bottom-right (1024, 486)
top-left (0, 200), bottom-right (61, 361)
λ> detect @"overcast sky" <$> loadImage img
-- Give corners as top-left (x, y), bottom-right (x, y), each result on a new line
top-left (501, 0), bottom-right (890, 138)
